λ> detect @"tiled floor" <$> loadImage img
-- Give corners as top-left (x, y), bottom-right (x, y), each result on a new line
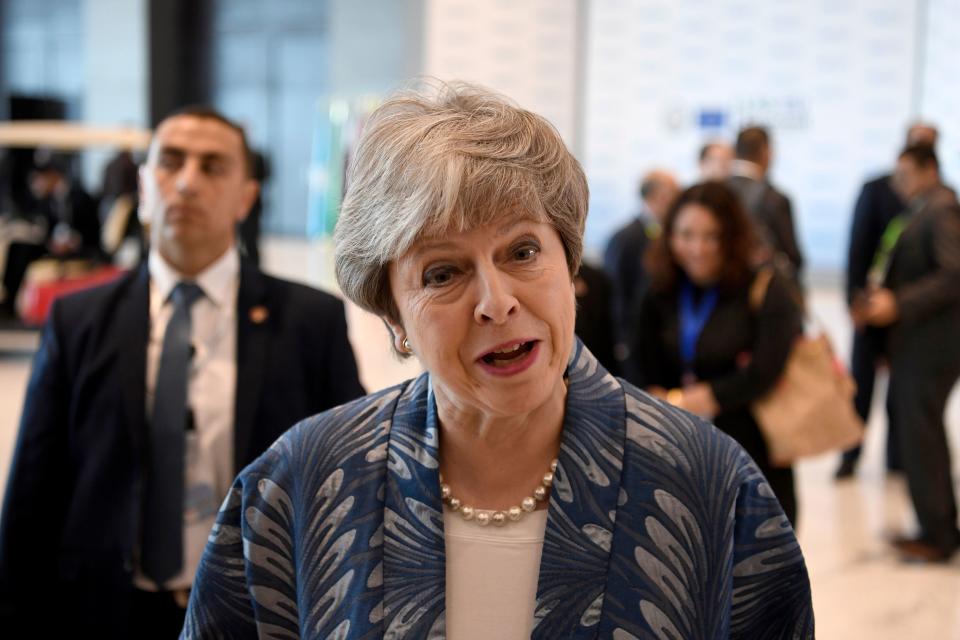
top-left (1, 238), bottom-right (958, 638)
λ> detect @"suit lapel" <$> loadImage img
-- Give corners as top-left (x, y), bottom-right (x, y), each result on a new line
top-left (533, 340), bottom-right (626, 639)
top-left (233, 260), bottom-right (271, 473)
top-left (382, 375), bottom-right (446, 638)
top-left (119, 265), bottom-right (150, 461)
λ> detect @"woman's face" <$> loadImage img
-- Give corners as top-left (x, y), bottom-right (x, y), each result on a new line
top-left (669, 202), bottom-right (724, 286)
top-left (386, 216), bottom-right (576, 420)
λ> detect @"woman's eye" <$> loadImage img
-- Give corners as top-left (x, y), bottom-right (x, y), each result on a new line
top-left (513, 244), bottom-right (540, 261)
top-left (423, 266), bottom-right (456, 287)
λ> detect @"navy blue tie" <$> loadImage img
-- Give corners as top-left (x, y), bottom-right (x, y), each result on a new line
top-left (142, 281), bottom-right (203, 585)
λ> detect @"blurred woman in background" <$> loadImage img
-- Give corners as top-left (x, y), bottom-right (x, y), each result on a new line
top-left (634, 181), bottom-right (803, 525)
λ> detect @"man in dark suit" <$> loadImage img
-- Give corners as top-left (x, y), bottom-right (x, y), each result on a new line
top-left (603, 169), bottom-right (679, 381)
top-left (727, 126), bottom-right (804, 291)
top-left (856, 144), bottom-right (960, 563)
top-left (835, 123), bottom-right (939, 479)
top-left (1, 155), bottom-right (102, 317)
top-left (0, 107), bottom-right (365, 637)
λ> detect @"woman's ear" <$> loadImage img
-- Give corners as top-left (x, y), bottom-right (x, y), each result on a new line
top-left (381, 315), bottom-right (408, 353)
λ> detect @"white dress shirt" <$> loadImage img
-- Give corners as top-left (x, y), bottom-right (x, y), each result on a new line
top-left (136, 247), bottom-right (239, 591)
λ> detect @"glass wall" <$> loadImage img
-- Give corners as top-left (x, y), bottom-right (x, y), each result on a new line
top-left (208, 0), bottom-right (423, 237)
top-left (1, 0), bottom-right (84, 119)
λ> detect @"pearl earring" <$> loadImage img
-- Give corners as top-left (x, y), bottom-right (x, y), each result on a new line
top-left (402, 338), bottom-right (412, 353)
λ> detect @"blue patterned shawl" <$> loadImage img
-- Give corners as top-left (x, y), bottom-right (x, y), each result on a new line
top-left (183, 341), bottom-right (814, 639)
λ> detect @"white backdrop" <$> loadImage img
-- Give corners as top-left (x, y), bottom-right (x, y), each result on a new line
top-left (422, 0), bottom-right (957, 272)
top-left (423, 0), bottom-right (580, 146)
top-left (583, 0), bottom-right (923, 271)
top-left (920, 0), bottom-right (960, 193)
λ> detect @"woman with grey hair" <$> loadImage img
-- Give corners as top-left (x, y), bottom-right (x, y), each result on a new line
top-left (183, 82), bottom-right (813, 639)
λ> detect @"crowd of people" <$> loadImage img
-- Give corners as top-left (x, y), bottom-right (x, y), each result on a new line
top-left (0, 81), bottom-right (954, 637)
top-left (598, 122), bottom-right (960, 564)
top-left (0, 85), bottom-right (813, 639)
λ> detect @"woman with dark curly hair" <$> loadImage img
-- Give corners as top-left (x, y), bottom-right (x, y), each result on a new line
top-left (634, 181), bottom-right (803, 525)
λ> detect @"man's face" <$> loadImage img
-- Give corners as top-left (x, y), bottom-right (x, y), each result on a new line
top-left (29, 170), bottom-right (59, 199)
top-left (893, 156), bottom-right (936, 201)
top-left (906, 125), bottom-right (937, 147)
top-left (139, 115), bottom-right (257, 268)
top-left (699, 145), bottom-right (733, 180)
top-left (648, 174), bottom-right (680, 222)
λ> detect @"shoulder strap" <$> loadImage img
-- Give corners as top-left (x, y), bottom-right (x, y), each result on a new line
top-left (748, 267), bottom-right (775, 313)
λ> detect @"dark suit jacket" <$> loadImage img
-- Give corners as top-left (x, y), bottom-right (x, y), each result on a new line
top-left (727, 175), bottom-right (804, 282)
top-left (603, 216), bottom-right (658, 344)
top-left (883, 184), bottom-right (960, 362)
top-left (846, 174), bottom-right (904, 305)
top-left (38, 184), bottom-right (102, 255)
top-left (573, 262), bottom-right (618, 376)
top-left (0, 259), bottom-right (365, 634)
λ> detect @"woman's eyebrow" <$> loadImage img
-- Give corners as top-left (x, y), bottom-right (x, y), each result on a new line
top-left (408, 218), bottom-right (537, 259)
top-left (409, 240), bottom-right (458, 257)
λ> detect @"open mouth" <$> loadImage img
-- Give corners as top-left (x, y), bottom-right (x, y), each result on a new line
top-left (480, 341), bottom-right (536, 367)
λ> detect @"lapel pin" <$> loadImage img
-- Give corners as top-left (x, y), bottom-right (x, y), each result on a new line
top-left (249, 305), bottom-right (269, 324)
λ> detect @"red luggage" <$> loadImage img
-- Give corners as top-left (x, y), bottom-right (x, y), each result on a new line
top-left (17, 261), bottom-right (125, 326)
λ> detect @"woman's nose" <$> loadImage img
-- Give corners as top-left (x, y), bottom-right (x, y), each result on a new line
top-left (689, 236), bottom-right (712, 256)
top-left (474, 267), bottom-right (519, 324)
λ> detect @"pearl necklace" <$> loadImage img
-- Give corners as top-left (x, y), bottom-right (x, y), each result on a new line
top-left (439, 459), bottom-right (558, 526)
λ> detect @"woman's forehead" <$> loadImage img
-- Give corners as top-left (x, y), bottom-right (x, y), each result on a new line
top-left (419, 207), bottom-right (547, 241)
top-left (397, 210), bottom-right (549, 262)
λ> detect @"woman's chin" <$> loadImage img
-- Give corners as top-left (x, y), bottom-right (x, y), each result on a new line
top-left (473, 370), bottom-right (567, 419)
top-left (688, 270), bottom-right (720, 286)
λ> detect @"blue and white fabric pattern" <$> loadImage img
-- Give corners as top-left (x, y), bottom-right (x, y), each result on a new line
top-left (182, 340), bottom-right (814, 639)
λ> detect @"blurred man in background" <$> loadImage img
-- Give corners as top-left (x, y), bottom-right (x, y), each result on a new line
top-left (855, 144), bottom-right (960, 563)
top-left (836, 122), bottom-right (939, 479)
top-left (0, 153), bottom-right (101, 318)
top-left (727, 126), bottom-right (805, 292)
top-left (604, 168), bottom-right (679, 381)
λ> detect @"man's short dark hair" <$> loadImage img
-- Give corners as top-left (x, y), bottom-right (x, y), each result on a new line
top-left (899, 144), bottom-right (939, 171)
top-left (735, 126), bottom-right (770, 162)
top-left (158, 105), bottom-right (254, 177)
top-left (639, 173), bottom-right (662, 200)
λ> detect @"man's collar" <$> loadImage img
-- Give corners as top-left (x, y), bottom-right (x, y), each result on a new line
top-left (732, 159), bottom-right (765, 181)
top-left (148, 246), bottom-right (240, 307)
top-left (908, 182), bottom-right (944, 210)
top-left (637, 203), bottom-right (656, 222)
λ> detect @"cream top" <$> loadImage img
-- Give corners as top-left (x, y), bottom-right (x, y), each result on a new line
top-left (444, 508), bottom-right (548, 639)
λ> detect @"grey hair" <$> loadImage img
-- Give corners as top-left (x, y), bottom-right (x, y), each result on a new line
top-left (334, 80), bottom-right (588, 326)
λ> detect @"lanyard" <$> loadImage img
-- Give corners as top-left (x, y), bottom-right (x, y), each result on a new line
top-left (678, 279), bottom-right (719, 373)
top-left (867, 214), bottom-right (906, 288)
